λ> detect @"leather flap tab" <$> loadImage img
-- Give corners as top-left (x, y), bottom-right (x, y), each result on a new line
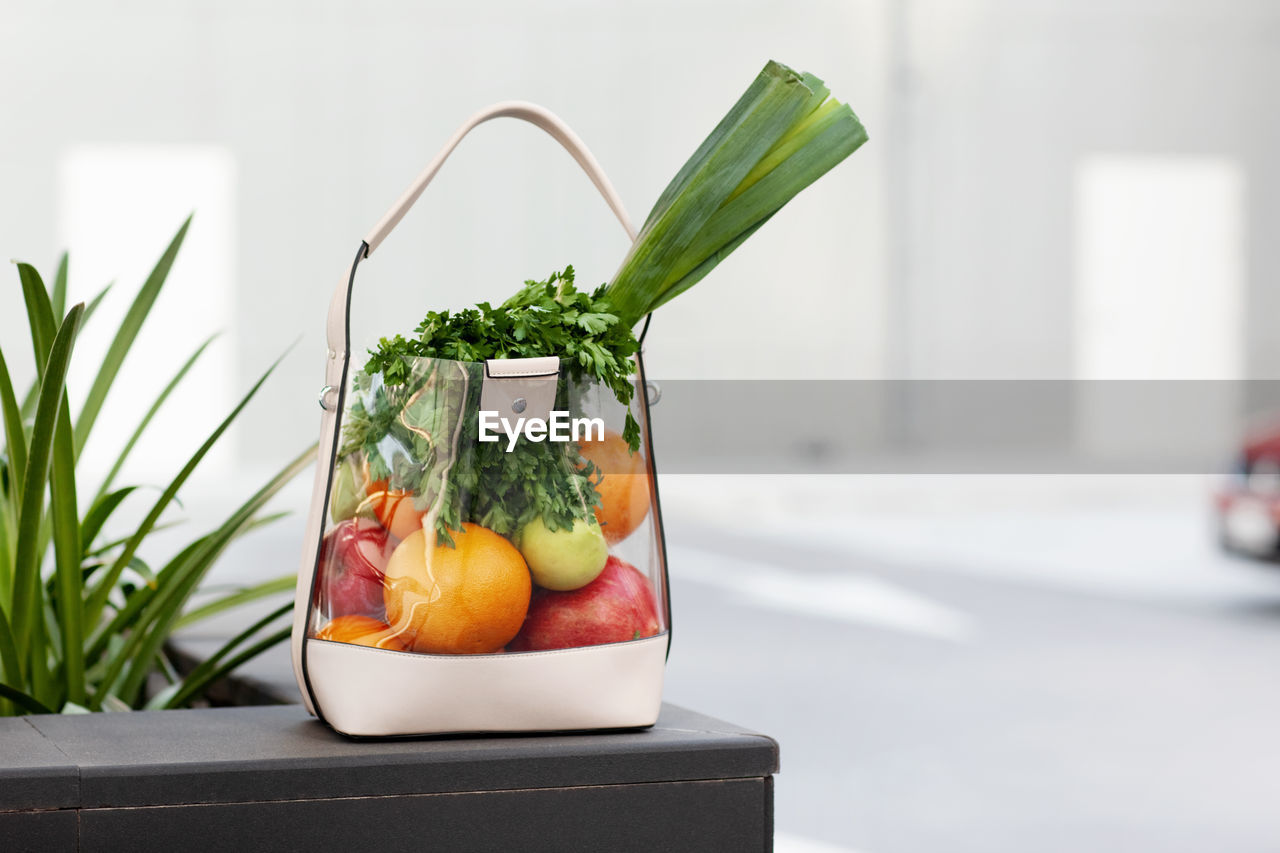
top-left (480, 357), bottom-right (560, 422)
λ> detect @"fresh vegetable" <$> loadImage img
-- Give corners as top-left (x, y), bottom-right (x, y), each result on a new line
top-left (605, 60), bottom-right (868, 325)
top-left (340, 60), bottom-right (866, 547)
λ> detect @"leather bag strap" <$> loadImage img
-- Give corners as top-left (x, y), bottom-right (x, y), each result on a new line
top-left (325, 100), bottom-right (638, 357)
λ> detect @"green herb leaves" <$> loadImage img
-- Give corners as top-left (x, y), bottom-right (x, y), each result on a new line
top-left (368, 268), bottom-right (638, 389)
top-left (364, 266), bottom-right (641, 448)
top-left (346, 268), bottom-right (639, 546)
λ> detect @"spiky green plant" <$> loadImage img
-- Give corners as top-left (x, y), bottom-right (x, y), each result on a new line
top-left (0, 218), bottom-right (313, 714)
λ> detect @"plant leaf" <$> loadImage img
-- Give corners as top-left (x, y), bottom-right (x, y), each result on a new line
top-left (78, 280), bottom-right (114, 339)
top-left (87, 507), bottom-right (282, 640)
top-left (74, 216), bottom-right (191, 458)
top-left (175, 573), bottom-right (296, 629)
top-left (100, 694), bottom-right (131, 712)
top-left (79, 486), bottom-right (138, 556)
top-left (85, 538), bottom-right (205, 668)
top-left (49, 394), bottom-right (85, 704)
top-left (84, 349), bottom-right (285, 630)
top-left (0, 600), bottom-right (25, 701)
top-left (84, 518), bottom-right (184, 559)
top-left (27, 603), bottom-right (54, 709)
top-left (50, 253), bottom-right (68, 320)
top-left (0, 680), bottom-right (53, 715)
top-left (16, 263), bottom-right (57, 377)
top-left (92, 333), bottom-right (217, 505)
top-left (93, 444), bottom-right (314, 707)
top-left (149, 601), bottom-right (292, 710)
top-left (168, 625), bottom-right (293, 710)
top-left (0, 489), bottom-right (12, 617)
top-left (0, 345), bottom-right (26, 511)
top-left (18, 281), bottom-right (112, 422)
top-left (10, 303), bottom-right (84, 668)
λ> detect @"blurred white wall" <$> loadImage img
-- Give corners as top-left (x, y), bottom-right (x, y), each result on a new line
top-left (2, 0), bottom-right (1278, 477)
top-left (58, 145), bottom-right (238, 479)
top-left (0, 0), bottom-right (890, 478)
top-left (897, 0), bottom-right (1279, 380)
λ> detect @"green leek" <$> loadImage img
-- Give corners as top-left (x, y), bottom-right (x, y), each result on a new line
top-left (604, 60), bottom-right (868, 325)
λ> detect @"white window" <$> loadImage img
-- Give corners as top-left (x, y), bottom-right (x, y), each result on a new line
top-left (1074, 155), bottom-right (1244, 381)
top-left (58, 145), bottom-right (237, 485)
top-left (1073, 155), bottom-right (1244, 460)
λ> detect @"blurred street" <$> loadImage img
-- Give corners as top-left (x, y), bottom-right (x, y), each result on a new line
top-left (658, 476), bottom-right (1280, 853)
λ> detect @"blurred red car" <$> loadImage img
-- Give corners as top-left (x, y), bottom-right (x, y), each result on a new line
top-left (1216, 426), bottom-right (1280, 558)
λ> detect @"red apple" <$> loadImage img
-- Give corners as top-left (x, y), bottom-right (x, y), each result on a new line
top-left (508, 556), bottom-right (661, 652)
top-left (317, 518), bottom-right (398, 620)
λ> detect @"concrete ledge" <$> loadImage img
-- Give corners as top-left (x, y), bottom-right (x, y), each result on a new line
top-left (1, 703), bottom-right (777, 852)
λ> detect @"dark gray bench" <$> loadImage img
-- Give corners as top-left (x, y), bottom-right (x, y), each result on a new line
top-left (1, 703), bottom-right (777, 852)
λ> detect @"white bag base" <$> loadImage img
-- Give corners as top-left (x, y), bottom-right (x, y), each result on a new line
top-left (305, 633), bottom-right (668, 737)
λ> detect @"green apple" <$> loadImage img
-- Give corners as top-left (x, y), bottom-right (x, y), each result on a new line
top-left (519, 517), bottom-right (609, 591)
top-left (329, 455), bottom-right (373, 523)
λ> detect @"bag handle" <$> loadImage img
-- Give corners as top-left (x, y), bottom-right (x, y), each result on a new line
top-left (325, 101), bottom-right (639, 356)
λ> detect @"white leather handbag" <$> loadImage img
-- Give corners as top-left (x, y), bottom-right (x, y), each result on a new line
top-left (290, 103), bottom-right (671, 738)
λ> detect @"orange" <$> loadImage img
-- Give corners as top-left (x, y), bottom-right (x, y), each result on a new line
top-left (383, 523), bottom-right (531, 654)
top-left (315, 615), bottom-right (408, 651)
top-left (367, 487), bottom-right (426, 541)
top-left (365, 470), bottom-right (426, 541)
top-left (579, 430), bottom-right (651, 545)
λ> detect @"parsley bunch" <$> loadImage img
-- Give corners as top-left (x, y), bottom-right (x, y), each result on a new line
top-left (366, 266), bottom-right (641, 447)
top-left (341, 267), bottom-right (641, 545)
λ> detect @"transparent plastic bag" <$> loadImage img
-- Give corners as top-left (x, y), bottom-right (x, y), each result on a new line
top-left (306, 355), bottom-right (668, 658)
top-left (291, 102), bottom-right (669, 736)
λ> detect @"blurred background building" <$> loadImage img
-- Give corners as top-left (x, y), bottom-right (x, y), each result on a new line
top-left (4, 0), bottom-right (1274, 479)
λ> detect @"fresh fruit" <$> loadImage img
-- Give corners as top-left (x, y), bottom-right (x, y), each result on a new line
top-left (579, 430), bottom-right (651, 544)
top-left (318, 518), bottom-right (398, 619)
top-left (508, 556), bottom-right (661, 652)
top-left (367, 482), bottom-right (426, 541)
top-left (316, 615), bottom-right (408, 651)
top-left (329, 454), bottom-right (372, 523)
top-left (383, 523), bottom-right (531, 654)
top-left (518, 517), bottom-right (608, 591)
